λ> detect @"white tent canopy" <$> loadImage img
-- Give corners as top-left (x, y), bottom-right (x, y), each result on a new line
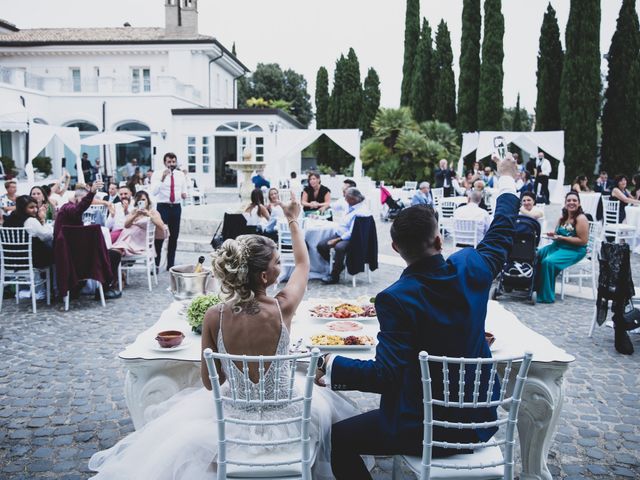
top-left (458, 131), bottom-right (565, 203)
top-left (27, 123), bottom-right (81, 184)
top-left (82, 132), bottom-right (144, 177)
top-left (267, 129), bottom-right (362, 183)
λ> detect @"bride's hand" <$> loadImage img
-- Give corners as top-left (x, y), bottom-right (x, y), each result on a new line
top-left (284, 200), bottom-right (301, 221)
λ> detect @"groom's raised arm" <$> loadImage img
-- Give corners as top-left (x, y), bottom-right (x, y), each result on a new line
top-left (328, 292), bottom-right (413, 394)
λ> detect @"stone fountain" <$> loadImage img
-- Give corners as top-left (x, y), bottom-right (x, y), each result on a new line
top-left (226, 147), bottom-right (263, 201)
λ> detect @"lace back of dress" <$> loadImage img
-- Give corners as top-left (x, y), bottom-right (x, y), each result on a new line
top-left (217, 300), bottom-right (294, 405)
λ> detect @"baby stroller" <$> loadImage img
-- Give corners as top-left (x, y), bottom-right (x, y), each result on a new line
top-left (492, 215), bottom-right (541, 305)
top-left (380, 185), bottom-right (405, 222)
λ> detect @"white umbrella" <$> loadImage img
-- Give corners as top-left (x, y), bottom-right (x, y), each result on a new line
top-left (81, 131), bottom-right (144, 146)
top-left (81, 131), bottom-right (144, 179)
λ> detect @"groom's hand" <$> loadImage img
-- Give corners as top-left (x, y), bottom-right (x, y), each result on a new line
top-left (496, 152), bottom-right (519, 180)
top-left (314, 370), bottom-right (326, 387)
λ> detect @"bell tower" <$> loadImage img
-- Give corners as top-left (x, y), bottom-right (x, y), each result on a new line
top-left (165, 0), bottom-right (198, 36)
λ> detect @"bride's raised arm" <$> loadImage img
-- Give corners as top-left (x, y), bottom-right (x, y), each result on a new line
top-left (276, 201), bottom-right (309, 322)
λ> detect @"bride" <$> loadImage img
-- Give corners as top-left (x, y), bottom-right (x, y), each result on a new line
top-left (88, 200), bottom-right (359, 479)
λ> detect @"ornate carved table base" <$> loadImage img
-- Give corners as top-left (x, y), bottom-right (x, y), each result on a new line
top-left (122, 359), bottom-right (201, 430)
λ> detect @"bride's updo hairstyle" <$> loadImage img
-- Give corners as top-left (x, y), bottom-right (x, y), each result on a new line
top-left (212, 234), bottom-right (277, 311)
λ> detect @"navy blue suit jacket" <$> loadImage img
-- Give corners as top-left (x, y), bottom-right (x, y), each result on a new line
top-left (331, 192), bottom-right (520, 443)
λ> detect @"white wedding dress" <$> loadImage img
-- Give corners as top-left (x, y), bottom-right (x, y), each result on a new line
top-left (89, 301), bottom-right (360, 479)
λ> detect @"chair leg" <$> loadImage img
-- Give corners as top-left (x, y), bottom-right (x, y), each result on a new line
top-left (64, 292), bottom-right (70, 311)
top-left (45, 268), bottom-right (51, 305)
top-left (118, 264), bottom-right (123, 292)
top-left (392, 456), bottom-right (400, 480)
top-left (560, 271), bottom-right (565, 300)
top-left (366, 264), bottom-right (371, 283)
top-left (146, 260), bottom-right (153, 292)
top-left (589, 306), bottom-right (598, 338)
top-left (30, 274), bottom-right (37, 314)
top-left (352, 274), bottom-right (356, 288)
top-left (97, 283), bottom-right (106, 307)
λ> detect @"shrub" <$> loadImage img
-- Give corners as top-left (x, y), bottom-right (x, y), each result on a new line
top-left (0, 156), bottom-right (17, 178)
top-left (32, 156), bottom-right (53, 176)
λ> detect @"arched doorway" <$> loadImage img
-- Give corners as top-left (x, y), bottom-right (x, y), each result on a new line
top-left (115, 121), bottom-right (151, 180)
top-left (213, 121), bottom-right (264, 187)
top-left (63, 120), bottom-right (99, 180)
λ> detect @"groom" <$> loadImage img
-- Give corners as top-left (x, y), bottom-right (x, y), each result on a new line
top-left (316, 155), bottom-right (521, 479)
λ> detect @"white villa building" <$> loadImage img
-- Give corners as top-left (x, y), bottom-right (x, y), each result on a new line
top-left (0, 0), bottom-right (304, 191)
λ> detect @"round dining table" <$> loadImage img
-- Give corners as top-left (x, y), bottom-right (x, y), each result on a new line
top-left (578, 192), bottom-right (601, 220)
top-left (625, 205), bottom-right (640, 253)
top-left (279, 219), bottom-right (336, 281)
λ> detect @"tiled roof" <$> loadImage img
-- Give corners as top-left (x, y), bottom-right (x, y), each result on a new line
top-left (0, 27), bottom-right (214, 44)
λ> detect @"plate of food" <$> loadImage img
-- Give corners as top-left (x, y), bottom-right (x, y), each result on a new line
top-left (308, 333), bottom-right (376, 350)
top-left (325, 320), bottom-right (365, 332)
top-left (309, 300), bottom-right (377, 321)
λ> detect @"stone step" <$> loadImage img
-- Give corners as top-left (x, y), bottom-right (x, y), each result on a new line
top-left (177, 234), bottom-right (214, 253)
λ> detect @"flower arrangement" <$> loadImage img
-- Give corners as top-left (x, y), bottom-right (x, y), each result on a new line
top-left (186, 294), bottom-right (222, 334)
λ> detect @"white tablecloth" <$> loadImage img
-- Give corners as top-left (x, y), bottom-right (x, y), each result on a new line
top-left (626, 206), bottom-right (640, 253)
top-left (279, 220), bottom-right (335, 281)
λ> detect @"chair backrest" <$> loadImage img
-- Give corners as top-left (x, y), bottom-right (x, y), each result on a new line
top-left (0, 227), bottom-right (33, 271)
top-left (83, 204), bottom-right (107, 225)
top-left (419, 351), bottom-right (533, 480)
top-left (453, 219), bottom-right (482, 247)
top-left (404, 181), bottom-right (418, 190)
top-left (439, 200), bottom-right (457, 219)
top-left (203, 348), bottom-right (320, 480)
top-left (145, 221), bottom-right (156, 257)
top-left (222, 213), bottom-right (249, 240)
top-left (432, 187), bottom-right (444, 200)
top-left (586, 221), bottom-right (602, 259)
top-left (277, 221), bottom-right (296, 267)
top-left (603, 199), bottom-right (620, 225)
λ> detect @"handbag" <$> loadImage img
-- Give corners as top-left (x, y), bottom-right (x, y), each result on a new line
top-left (209, 221), bottom-right (223, 250)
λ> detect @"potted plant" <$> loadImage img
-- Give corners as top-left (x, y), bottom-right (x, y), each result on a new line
top-left (0, 156), bottom-right (17, 179)
top-left (32, 156), bottom-right (53, 177)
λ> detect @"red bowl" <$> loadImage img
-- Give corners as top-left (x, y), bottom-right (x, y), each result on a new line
top-left (484, 332), bottom-right (496, 347)
top-left (155, 330), bottom-right (185, 348)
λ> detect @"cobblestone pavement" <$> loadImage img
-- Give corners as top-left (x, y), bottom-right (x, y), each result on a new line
top-left (1, 238), bottom-right (639, 478)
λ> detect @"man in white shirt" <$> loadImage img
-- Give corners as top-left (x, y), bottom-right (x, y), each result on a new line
top-left (317, 188), bottom-right (370, 284)
top-left (332, 179), bottom-right (357, 217)
top-left (452, 190), bottom-right (492, 245)
top-left (151, 152), bottom-right (188, 269)
top-left (534, 151), bottom-right (552, 204)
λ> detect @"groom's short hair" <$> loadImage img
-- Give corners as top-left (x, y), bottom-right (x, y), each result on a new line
top-left (391, 205), bottom-right (438, 257)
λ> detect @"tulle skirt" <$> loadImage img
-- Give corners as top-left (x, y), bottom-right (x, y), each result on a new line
top-left (88, 375), bottom-right (361, 479)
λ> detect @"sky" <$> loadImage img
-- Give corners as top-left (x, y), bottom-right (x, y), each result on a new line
top-left (1, 0), bottom-right (637, 112)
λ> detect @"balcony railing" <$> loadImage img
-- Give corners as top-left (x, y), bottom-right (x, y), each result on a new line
top-left (0, 67), bottom-right (202, 103)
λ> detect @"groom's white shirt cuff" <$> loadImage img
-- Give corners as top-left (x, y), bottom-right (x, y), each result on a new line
top-left (496, 176), bottom-right (517, 198)
top-left (323, 355), bottom-right (336, 390)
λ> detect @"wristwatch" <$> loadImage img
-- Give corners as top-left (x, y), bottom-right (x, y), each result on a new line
top-left (317, 354), bottom-right (328, 374)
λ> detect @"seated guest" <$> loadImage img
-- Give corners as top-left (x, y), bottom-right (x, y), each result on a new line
top-left (481, 167), bottom-right (496, 188)
top-left (452, 190), bottom-right (492, 243)
top-left (519, 191), bottom-right (544, 220)
top-left (302, 172), bottom-right (331, 214)
top-left (106, 183), bottom-right (120, 203)
top-left (332, 179), bottom-right (357, 216)
top-left (243, 188), bottom-right (271, 230)
top-left (322, 156), bottom-right (521, 479)
top-left (472, 179), bottom-right (490, 211)
top-left (49, 171), bottom-right (72, 206)
top-left (517, 171), bottom-right (535, 193)
top-left (571, 175), bottom-right (592, 193)
top-left (317, 188), bottom-right (370, 284)
top-left (411, 182), bottom-right (434, 206)
top-left (251, 169), bottom-right (271, 190)
top-left (143, 169), bottom-right (153, 186)
top-left (610, 174), bottom-right (640, 222)
top-left (536, 191), bottom-right (588, 303)
top-left (594, 170), bottom-right (613, 195)
top-left (106, 186), bottom-right (133, 242)
top-left (450, 171), bottom-right (466, 196)
top-left (29, 185), bottom-right (56, 222)
top-left (112, 191), bottom-right (166, 257)
top-left (1, 180), bottom-right (17, 216)
top-left (266, 187), bottom-right (286, 221)
top-left (4, 195), bottom-right (53, 268)
top-left (54, 181), bottom-right (122, 300)
top-left (632, 174), bottom-right (640, 200)
top-left (462, 170), bottom-right (478, 194)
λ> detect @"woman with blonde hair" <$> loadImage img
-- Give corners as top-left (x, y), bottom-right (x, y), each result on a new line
top-left (89, 200), bottom-right (358, 479)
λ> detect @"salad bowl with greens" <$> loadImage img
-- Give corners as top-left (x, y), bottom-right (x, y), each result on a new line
top-left (186, 294), bottom-right (222, 334)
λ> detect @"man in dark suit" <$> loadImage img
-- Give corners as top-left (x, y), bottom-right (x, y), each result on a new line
top-left (317, 155), bottom-right (521, 479)
top-left (434, 159), bottom-right (455, 197)
top-left (593, 170), bottom-right (613, 195)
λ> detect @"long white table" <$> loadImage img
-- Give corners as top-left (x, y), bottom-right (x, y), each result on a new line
top-left (120, 300), bottom-right (574, 480)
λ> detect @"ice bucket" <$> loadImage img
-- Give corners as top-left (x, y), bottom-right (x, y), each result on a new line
top-left (169, 265), bottom-right (212, 300)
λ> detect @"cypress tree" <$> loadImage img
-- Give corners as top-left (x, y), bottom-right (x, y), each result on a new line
top-left (535, 3), bottom-right (564, 131)
top-left (560, 0), bottom-right (601, 180)
top-left (458, 0), bottom-right (482, 133)
top-left (478, 0), bottom-right (504, 130)
top-left (361, 68), bottom-right (381, 139)
top-left (434, 21), bottom-right (457, 127)
top-left (512, 93), bottom-right (523, 131)
top-left (315, 67), bottom-right (330, 164)
top-left (400, 0), bottom-right (420, 106)
top-left (601, 0), bottom-right (640, 175)
top-left (328, 55), bottom-right (347, 129)
top-left (410, 19), bottom-right (434, 123)
top-left (342, 48), bottom-right (363, 129)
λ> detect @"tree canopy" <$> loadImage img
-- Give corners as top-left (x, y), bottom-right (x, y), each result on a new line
top-left (401, 0), bottom-right (421, 106)
top-left (478, 0), bottom-right (504, 130)
top-left (458, 0), bottom-right (482, 133)
top-left (535, 3), bottom-right (564, 131)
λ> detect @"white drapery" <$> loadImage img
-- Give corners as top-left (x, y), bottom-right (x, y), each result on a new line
top-left (27, 124), bottom-right (81, 184)
top-left (268, 129), bottom-right (362, 183)
top-left (458, 131), bottom-right (565, 203)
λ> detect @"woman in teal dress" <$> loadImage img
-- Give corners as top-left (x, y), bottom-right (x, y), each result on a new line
top-left (536, 191), bottom-right (589, 303)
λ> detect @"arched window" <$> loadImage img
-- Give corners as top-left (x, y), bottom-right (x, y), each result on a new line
top-left (65, 121), bottom-right (98, 131)
top-left (215, 121), bottom-right (263, 133)
top-left (115, 122), bottom-right (151, 178)
top-left (33, 118), bottom-right (49, 125)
